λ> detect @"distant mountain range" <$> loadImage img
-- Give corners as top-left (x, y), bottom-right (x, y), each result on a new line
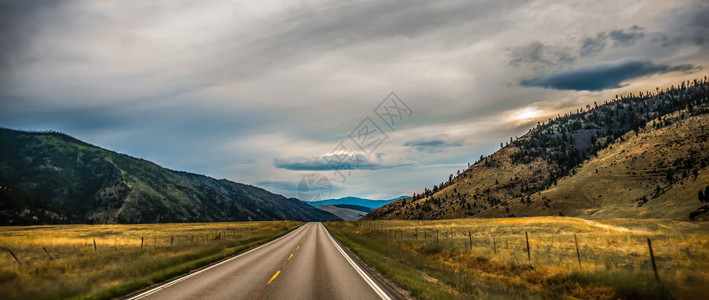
top-left (366, 78), bottom-right (709, 221)
top-left (315, 204), bottom-right (373, 221)
top-left (305, 196), bottom-right (407, 209)
top-left (0, 128), bottom-right (341, 225)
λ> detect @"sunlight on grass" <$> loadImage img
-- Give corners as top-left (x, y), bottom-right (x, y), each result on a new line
top-left (0, 221), bottom-right (301, 300)
top-left (327, 217), bottom-right (709, 299)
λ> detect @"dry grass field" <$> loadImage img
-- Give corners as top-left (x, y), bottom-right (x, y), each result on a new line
top-left (0, 221), bottom-right (301, 300)
top-left (326, 217), bottom-right (709, 299)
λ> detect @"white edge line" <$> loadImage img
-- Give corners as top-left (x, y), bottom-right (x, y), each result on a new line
top-left (125, 224), bottom-right (307, 300)
top-left (322, 223), bottom-right (392, 300)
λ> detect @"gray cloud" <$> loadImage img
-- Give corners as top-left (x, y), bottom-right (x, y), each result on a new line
top-left (404, 136), bottom-right (464, 153)
top-left (608, 25), bottom-right (645, 47)
top-left (580, 33), bottom-right (607, 57)
top-left (0, 0), bottom-right (64, 78)
top-left (274, 153), bottom-right (411, 171)
top-left (511, 25), bottom-right (647, 73)
top-left (507, 42), bottom-right (576, 72)
top-left (520, 60), bottom-right (698, 91)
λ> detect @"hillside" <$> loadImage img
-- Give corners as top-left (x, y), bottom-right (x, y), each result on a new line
top-left (305, 196), bottom-right (406, 209)
top-left (316, 204), bottom-right (373, 221)
top-left (365, 78), bottom-right (709, 221)
top-left (0, 129), bottom-right (340, 225)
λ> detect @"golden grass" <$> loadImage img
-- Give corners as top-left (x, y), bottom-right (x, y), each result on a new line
top-left (328, 217), bottom-right (709, 299)
top-left (0, 221), bottom-right (301, 300)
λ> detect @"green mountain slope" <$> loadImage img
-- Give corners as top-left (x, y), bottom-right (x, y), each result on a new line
top-left (0, 129), bottom-right (341, 225)
top-left (365, 78), bottom-right (709, 221)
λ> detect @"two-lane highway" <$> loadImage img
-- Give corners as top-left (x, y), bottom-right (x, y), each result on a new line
top-left (126, 223), bottom-right (400, 300)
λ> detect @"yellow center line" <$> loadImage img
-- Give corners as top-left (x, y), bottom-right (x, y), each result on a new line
top-left (267, 270), bottom-right (281, 285)
top-left (296, 245), bottom-right (299, 250)
top-left (288, 253), bottom-right (293, 260)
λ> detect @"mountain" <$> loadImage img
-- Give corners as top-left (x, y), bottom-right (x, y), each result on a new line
top-left (0, 129), bottom-right (341, 225)
top-left (316, 204), bottom-right (373, 221)
top-left (305, 196), bottom-right (406, 209)
top-left (365, 78), bottom-right (709, 221)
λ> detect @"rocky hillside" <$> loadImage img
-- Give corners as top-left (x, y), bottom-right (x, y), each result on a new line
top-left (365, 78), bottom-right (709, 221)
top-left (0, 129), bottom-right (341, 225)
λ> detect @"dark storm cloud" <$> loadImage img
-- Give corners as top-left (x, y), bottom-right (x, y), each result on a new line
top-left (520, 60), bottom-right (698, 91)
top-left (274, 154), bottom-right (411, 171)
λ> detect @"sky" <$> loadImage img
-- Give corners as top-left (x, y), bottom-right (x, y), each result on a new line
top-left (1, 0), bottom-right (707, 200)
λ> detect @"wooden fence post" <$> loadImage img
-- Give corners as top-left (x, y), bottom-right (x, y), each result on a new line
top-left (525, 232), bottom-right (530, 261)
top-left (468, 231), bottom-right (472, 250)
top-left (506, 240), bottom-right (510, 257)
top-left (574, 233), bottom-right (581, 268)
top-left (648, 238), bottom-right (659, 282)
top-left (42, 247), bottom-right (53, 261)
top-left (141, 237), bottom-right (144, 249)
top-left (436, 230), bottom-right (439, 244)
top-left (171, 236), bottom-right (174, 246)
top-left (7, 248), bottom-right (21, 265)
top-left (93, 239), bottom-right (97, 253)
top-left (493, 236), bottom-right (497, 254)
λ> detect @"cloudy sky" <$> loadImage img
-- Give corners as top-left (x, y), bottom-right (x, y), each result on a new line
top-left (1, 0), bottom-right (707, 200)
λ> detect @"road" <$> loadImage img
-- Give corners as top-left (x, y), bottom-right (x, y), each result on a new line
top-left (125, 223), bottom-right (401, 300)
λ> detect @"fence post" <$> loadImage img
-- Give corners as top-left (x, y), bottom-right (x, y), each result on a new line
top-left (525, 232), bottom-right (530, 261)
top-left (42, 247), bottom-right (54, 261)
top-left (436, 230), bottom-right (439, 244)
top-left (574, 233), bottom-right (581, 268)
top-left (493, 236), bottom-right (497, 254)
top-left (506, 240), bottom-right (510, 257)
top-left (93, 239), bottom-right (97, 253)
top-left (468, 231), bottom-right (472, 251)
top-left (141, 237), bottom-right (144, 249)
top-left (171, 236), bottom-right (174, 246)
top-left (7, 248), bottom-right (22, 265)
top-left (647, 238), bottom-right (659, 282)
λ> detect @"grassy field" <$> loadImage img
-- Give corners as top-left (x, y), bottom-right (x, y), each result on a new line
top-left (326, 217), bottom-right (709, 299)
top-left (0, 221), bottom-right (302, 300)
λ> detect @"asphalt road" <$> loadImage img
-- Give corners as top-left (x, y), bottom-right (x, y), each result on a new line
top-left (125, 223), bottom-right (401, 300)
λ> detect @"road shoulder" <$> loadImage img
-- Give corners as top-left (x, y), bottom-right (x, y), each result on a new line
top-left (323, 223), bottom-right (411, 300)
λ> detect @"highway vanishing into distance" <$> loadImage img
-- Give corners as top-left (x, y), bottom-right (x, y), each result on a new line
top-left (125, 223), bottom-right (403, 300)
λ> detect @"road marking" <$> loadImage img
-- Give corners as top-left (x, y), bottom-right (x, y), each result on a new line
top-left (267, 270), bottom-right (281, 284)
top-left (296, 245), bottom-right (299, 249)
top-left (323, 223), bottom-right (392, 300)
top-left (288, 253), bottom-right (293, 260)
top-left (125, 224), bottom-right (307, 300)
